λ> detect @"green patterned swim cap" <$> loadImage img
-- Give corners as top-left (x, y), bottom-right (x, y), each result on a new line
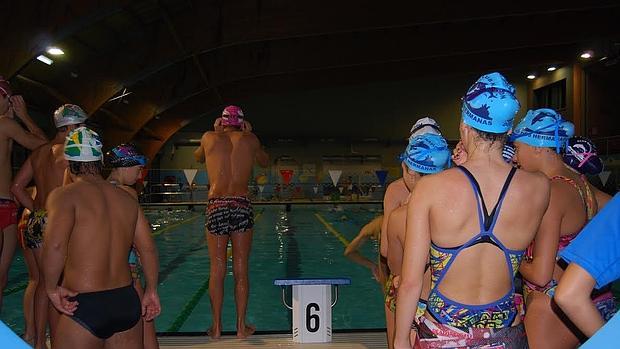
top-left (64, 126), bottom-right (103, 162)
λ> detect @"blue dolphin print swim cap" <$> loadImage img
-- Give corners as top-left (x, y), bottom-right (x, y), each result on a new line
top-left (511, 108), bottom-right (575, 153)
top-left (401, 133), bottom-right (451, 174)
top-left (462, 72), bottom-right (520, 134)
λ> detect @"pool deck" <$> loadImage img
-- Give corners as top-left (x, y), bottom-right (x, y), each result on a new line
top-left (159, 332), bottom-right (387, 348)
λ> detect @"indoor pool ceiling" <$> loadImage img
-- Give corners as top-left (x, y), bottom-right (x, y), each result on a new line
top-left (2, 0), bottom-right (620, 159)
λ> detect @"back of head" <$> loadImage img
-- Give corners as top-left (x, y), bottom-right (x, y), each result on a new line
top-left (410, 117), bottom-right (442, 139)
top-left (221, 105), bottom-right (244, 128)
top-left (510, 108), bottom-right (575, 153)
top-left (0, 76), bottom-right (12, 97)
top-left (462, 72), bottom-right (520, 135)
top-left (563, 136), bottom-right (603, 175)
top-left (105, 143), bottom-right (148, 168)
top-left (64, 126), bottom-right (103, 176)
top-left (54, 104), bottom-right (88, 129)
top-left (401, 133), bottom-right (451, 174)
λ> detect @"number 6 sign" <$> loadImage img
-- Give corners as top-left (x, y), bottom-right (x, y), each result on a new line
top-left (274, 278), bottom-right (351, 343)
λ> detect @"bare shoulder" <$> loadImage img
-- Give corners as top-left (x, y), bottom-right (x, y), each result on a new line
top-left (417, 167), bottom-right (462, 193)
top-left (240, 131), bottom-right (260, 144)
top-left (47, 182), bottom-right (78, 208)
top-left (201, 131), bottom-right (217, 141)
top-left (0, 117), bottom-right (14, 134)
top-left (385, 178), bottom-right (405, 196)
top-left (512, 169), bottom-right (550, 206)
top-left (117, 184), bottom-right (139, 200)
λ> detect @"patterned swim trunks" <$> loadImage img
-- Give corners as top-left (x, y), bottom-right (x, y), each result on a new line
top-left (206, 196), bottom-right (253, 236)
top-left (24, 209), bottom-right (47, 249)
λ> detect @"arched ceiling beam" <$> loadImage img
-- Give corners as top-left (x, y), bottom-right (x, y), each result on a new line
top-left (59, 1), bottom-right (620, 122)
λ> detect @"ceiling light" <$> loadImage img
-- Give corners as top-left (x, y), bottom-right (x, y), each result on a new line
top-left (580, 51), bottom-right (593, 59)
top-left (526, 74), bottom-right (536, 80)
top-left (547, 66), bottom-right (557, 72)
top-left (36, 55), bottom-right (53, 65)
top-left (46, 47), bottom-right (64, 55)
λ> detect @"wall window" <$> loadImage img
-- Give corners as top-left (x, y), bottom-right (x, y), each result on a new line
top-left (534, 79), bottom-right (566, 111)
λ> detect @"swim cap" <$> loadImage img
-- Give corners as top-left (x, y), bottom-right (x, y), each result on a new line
top-left (563, 136), bottom-right (604, 175)
top-left (462, 72), bottom-right (520, 133)
top-left (53, 104), bottom-right (88, 128)
top-left (64, 126), bottom-right (103, 162)
top-left (221, 105), bottom-right (244, 127)
top-left (510, 108), bottom-right (575, 153)
top-left (502, 142), bottom-right (516, 164)
top-left (0, 77), bottom-right (12, 97)
top-left (409, 117), bottom-right (441, 139)
top-left (105, 143), bottom-right (148, 168)
top-left (401, 133), bottom-right (451, 174)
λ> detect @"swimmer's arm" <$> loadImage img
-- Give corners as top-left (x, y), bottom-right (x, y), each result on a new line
top-left (593, 187), bottom-right (612, 209)
top-left (519, 181), bottom-right (562, 287)
top-left (11, 156), bottom-right (35, 210)
top-left (43, 189), bottom-right (74, 293)
top-left (133, 206), bottom-right (159, 291)
top-left (0, 117), bottom-right (47, 150)
top-left (386, 217), bottom-right (403, 274)
top-left (62, 168), bottom-right (73, 186)
top-left (256, 145), bottom-right (269, 168)
top-left (344, 225), bottom-right (377, 271)
top-left (554, 263), bottom-right (604, 337)
top-left (193, 143), bottom-right (205, 163)
top-left (380, 183), bottom-right (399, 258)
top-left (394, 182), bottom-right (430, 349)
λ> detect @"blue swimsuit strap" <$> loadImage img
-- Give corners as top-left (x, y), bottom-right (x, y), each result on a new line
top-left (430, 166), bottom-right (518, 290)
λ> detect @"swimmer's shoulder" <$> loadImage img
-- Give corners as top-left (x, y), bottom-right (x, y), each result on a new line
top-left (385, 178), bottom-right (406, 197)
top-left (115, 184), bottom-right (139, 200)
top-left (511, 168), bottom-right (550, 207)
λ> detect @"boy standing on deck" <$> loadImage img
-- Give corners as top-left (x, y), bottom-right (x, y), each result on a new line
top-left (194, 105), bottom-right (269, 339)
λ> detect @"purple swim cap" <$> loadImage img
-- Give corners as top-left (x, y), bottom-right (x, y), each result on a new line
top-left (221, 105), bottom-right (244, 127)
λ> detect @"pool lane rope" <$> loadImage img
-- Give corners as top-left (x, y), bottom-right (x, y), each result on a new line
top-left (152, 214), bottom-right (202, 237)
top-left (314, 213), bottom-right (350, 246)
top-left (166, 211), bottom-right (264, 332)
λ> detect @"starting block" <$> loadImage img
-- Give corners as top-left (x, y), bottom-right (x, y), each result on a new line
top-left (274, 277), bottom-right (351, 343)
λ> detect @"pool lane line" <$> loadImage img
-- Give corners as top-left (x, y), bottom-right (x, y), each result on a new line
top-left (314, 213), bottom-right (350, 246)
top-left (152, 214), bottom-right (201, 237)
top-left (166, 209), bottom-right (265, 330)
top-left (3, 281), bottom-right (28, 296)
top-left (166, 276), bottom-right (210, 332)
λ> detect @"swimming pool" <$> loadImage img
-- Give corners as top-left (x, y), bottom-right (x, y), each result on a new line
top-left (1, 204), bottom-right (385, 334)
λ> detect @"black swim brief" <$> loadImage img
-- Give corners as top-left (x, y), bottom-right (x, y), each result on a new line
top-left (206, 196), bottom-right (253, 236)
top-left (69, 284), bottom-right (141, 339)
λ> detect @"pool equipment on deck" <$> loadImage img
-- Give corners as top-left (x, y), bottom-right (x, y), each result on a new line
top-left (274, 278), bottom-right (351, 343)
top-left (0, 321), bottom-right (31, 348)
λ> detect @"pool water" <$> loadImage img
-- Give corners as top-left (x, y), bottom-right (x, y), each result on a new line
top-left (1, 204), bottom-right (385, 334)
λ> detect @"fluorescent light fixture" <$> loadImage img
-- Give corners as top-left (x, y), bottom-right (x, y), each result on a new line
top-left (36, 55), bottom-right (53, 65)
top-left (580, 51), bottom-right (593, 59)
top-left (46, 47), bottom-right (64, 55)
top-left (547, 66), bottom-right (557, 72)
top-left (526, 74), bottom-right (536, 80)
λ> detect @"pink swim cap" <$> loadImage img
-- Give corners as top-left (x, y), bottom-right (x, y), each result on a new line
top-left (221, 105), bottom-right (244, 127)
top-left (0, 77), bottom-right (12, 97)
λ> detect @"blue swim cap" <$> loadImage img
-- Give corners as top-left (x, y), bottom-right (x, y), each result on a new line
top-left (401, 133), bottom-right (451, 174)
top-left (462, 72), bottom-right (520, 133)
top-left (510, 108), bottom-right (575, 153)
